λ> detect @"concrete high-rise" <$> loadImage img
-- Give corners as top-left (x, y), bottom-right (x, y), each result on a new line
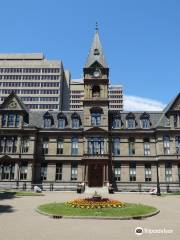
top-left (0, 53), bottom-right (70, 110)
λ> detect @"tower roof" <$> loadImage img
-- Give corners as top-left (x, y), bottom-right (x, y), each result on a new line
top-left (85, 24), bottom-right (108, 68)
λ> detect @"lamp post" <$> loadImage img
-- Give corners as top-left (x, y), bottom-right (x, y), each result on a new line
top-left (156, 159), bottom-right (161, 196)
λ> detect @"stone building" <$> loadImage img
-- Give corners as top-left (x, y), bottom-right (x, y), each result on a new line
top-left (0, 28), bottom-right (180, 192)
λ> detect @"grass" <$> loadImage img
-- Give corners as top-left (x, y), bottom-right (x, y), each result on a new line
top-left (38, 202), bottom-right (158, 218)
top-left (162, 192), bottom-right (180, 196)
top-left (0, 190), bottom-right (44, 197)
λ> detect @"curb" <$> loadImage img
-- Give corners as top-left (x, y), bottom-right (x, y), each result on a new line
top-left (36, 208), bottom-right (160, 220)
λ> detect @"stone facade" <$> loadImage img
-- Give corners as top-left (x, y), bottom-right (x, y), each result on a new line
top-left (0, 29), bottom-right (180, 192)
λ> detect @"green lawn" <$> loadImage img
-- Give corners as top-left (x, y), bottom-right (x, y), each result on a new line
top-left (0, 190), bottom-right (44, 197)
top-left (38, 202), bottom-right (158, 218)
top-left (15, 191), bottom-right (44, 196)
top-left (162, 192), bottom-right (180, 196)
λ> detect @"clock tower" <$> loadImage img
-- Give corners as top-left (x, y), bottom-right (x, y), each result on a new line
top-left (83, 25), bottom-right (110, 187)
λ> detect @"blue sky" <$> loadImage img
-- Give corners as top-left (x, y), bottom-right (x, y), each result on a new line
top-left (0, 0), bottom-right (180, 109)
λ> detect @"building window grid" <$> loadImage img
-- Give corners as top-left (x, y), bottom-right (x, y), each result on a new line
top-left (112, 138), bottom-right (120, 155)
top-left (163, 136), bottom-right (170, 155)
top-left (20, 164), bottom-right (28, 180)
top-left (40, 164), bottom-right (47, 181)
top-left (175, 136), bottom-right (180, 155)
top-left (71, 138), bottom-right (78, 155)
top-left (165, 163), bottom-right (172, 182)
top-left (71, 164), bottom-right (78, 181)
top-left (114, 165), bottom-right (121, 181)
top-left (129, 138), bottom-right (135, 155)
top-left (129, 163), bottom-right (136, 182)
top-left (91, 113), bottom-right (101, 126)
top-left (145, 164), bottom-right (152, 182)
top-left (56, 164), bottom-right (62, 181)
top-left (87, 138), bottom-right (104, 155)
top-left (144, 139), bottom-right (150, 156)
top-left (57, 139), bottom-right (64, 154)
top-left (0, 136), bottom-right (17, 154)
top-left (42, 139), bottom-right (48, 155)
top-left (0, 164), bottom-right (15, 180)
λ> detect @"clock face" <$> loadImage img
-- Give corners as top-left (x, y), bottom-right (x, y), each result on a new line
top-left (93, 70), bottom-right (101, 78)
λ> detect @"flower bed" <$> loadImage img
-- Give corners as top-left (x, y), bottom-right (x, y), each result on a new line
top-left (66, 198), bottom-right (125, 209)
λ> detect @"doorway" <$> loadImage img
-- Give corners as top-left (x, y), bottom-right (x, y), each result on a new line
top-left (88, 164), bottom-right (103, 187)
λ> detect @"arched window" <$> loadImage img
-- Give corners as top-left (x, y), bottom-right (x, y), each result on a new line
top-left (92, 85), bottom-right (100, 98)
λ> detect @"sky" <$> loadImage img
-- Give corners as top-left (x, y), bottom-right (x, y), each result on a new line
top-left (0, 0), bottom-right (180, 110)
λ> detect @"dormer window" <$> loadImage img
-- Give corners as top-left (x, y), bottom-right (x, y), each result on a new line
top-left (57, 112), bottom-right (67, 129)
top-left (127, 119), bottom-right (135, 129)
top-left (43, 112), bottom-right (53, 128)
top-left (71, 112), bottom-right (81, 129)
top-left (126, 113), bottom-right (136, 129)
top-left (1, 113), bottom-right (20, 127)
top-left (112, 118), bottom-right (121, 129)
top-left (58, 118), bottom-right (65, 128)
top-left (141, 119), bottom-right (150, 129)
top-left (140, 112), bottom-right (150, 129)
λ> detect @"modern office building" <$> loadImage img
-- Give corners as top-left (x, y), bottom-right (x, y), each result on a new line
top-left (70, 79), bottom-right (123, 111)
top-left (0, 53), bottom-right (70, 111)
top-left (0, 28), bottom-right (180, 192)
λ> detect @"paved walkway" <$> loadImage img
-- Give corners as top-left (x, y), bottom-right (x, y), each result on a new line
top-left (0, 191), bottom-right (180, 240)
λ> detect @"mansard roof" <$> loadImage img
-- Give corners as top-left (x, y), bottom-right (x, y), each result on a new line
top-left (28, 111), bottom-right (83, 128)
top-left (85, 26), bottom-right (108, 68)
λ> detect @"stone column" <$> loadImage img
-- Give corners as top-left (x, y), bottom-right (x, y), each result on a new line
top-left (47, 164), bottom-right (56, 181)
top-left (172, 163), bottom-right (179, 182)
top-left (121, 163), bottom-right (129, 182)
top-left (27, 163), bottom-right (32, 181)
top-left (62, 163), bottom-right (71, 181)
top-left (136, 163), bottom-right (144, 182)
top-left (151, 163), bottom-right (157, 182)
top-left (159, 162), bottom-right (165, 182)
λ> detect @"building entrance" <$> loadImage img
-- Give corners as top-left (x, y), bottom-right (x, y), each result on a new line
top-left (88, 164), bottom-right (103, 187)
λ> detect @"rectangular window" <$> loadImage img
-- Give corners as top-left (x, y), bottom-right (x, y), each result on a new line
top-left (163, 136), bottom-right (170, 155)
top-left (127, 119), bottom-right (135, 129)
top-left (58, 118), bottom-right (65, 128)
top-left (20, 164), bottom-right (28, 180)
top-left (8, 114), bottom-right (15, 127)
top-left (88, 138), bottom-right (104, 155)
top-left (129, 162), bottom-right (136, 181)
top-left (141, 119), bottom-right (150, 129)
top-left (72, 118), bottom-right (80, 128)
top-left (57, 139), bottom-right (63, 154)
top-left (114, 164), bottom-right (121, 181)
top-left (42, 138), bottom-right (48, 155)
top-left (91, 113), bottom-right (101, 126)
top-left (21, 137), bottom-right (29, 153)
top-left (129, 138), bottom-right (135, 155)
top-left (175, 136), bottom-right (180, 155)
top-left (2, 114), bottom-right (7, 127)
top-left (165, 162), bottom-right (172, 182)
top-left (71, 138), bottom-right (78, 155)
top-left (71, 163), bottom-right (78, 181)
top-left (145, 164), bottom-right (152, 182)
top-left (40, 164), bottom-right (47, 181)
top-left (144, 138), bottom-right (150, 155)
top-left (113, 138), bottom-right (120, 155)
top-left (178, 164), bottom-right (180, 182)
top-left (56, 164), bottom-right (62, 181)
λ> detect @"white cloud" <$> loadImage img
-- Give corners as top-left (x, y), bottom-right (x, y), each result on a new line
top-left (124, 95), bottom-right (166, 111)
